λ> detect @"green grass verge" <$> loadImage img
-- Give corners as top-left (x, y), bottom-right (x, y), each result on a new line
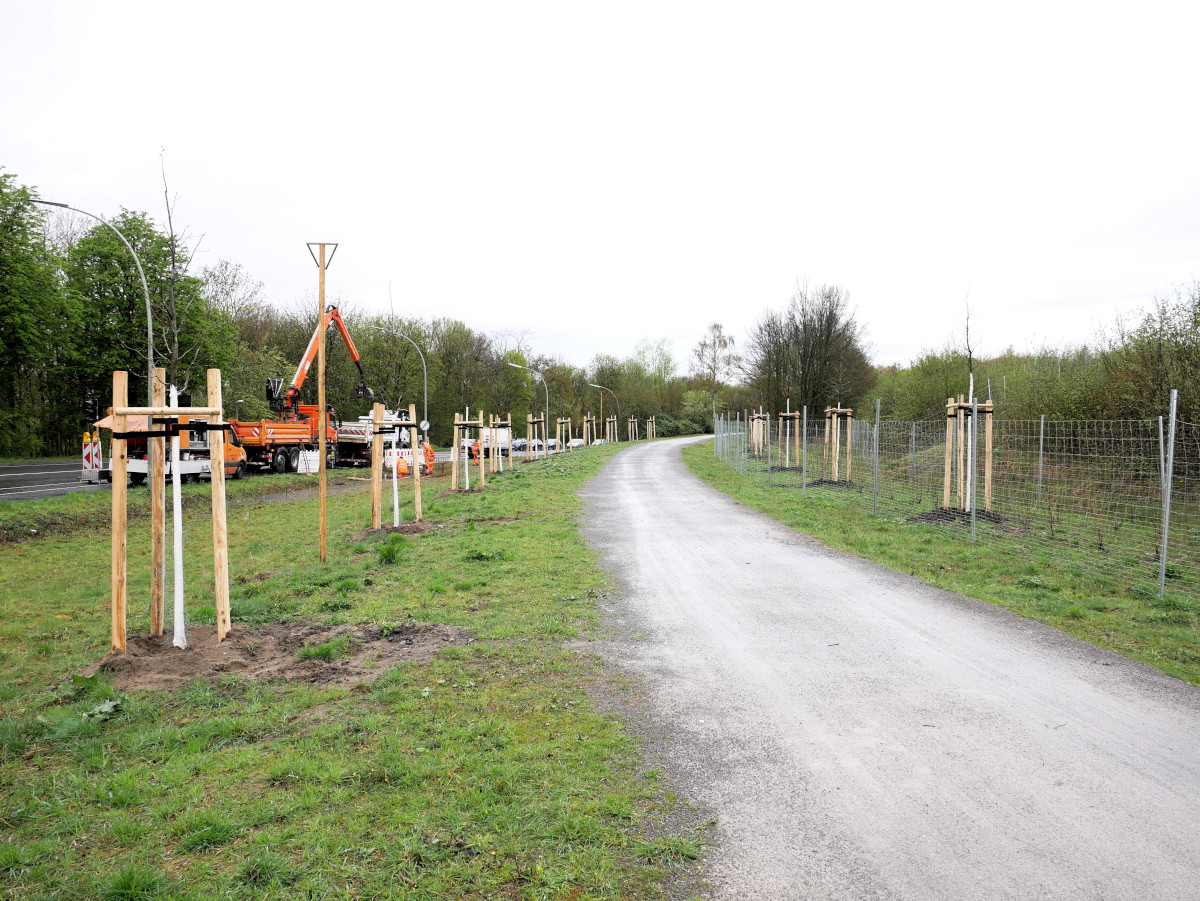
top-left (0, 450), bottom-right (704, 900)
top-left (683, 440), bottom-right (1200, 686)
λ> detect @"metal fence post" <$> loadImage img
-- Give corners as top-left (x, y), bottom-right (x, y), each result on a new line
top-left (1159, 389), bottom-right (1178, 596)
top-left (802, 405), bottom-right (808, 497)
top-left (1037, 414), bottom-right (1045, 506)
top-left (1158, 415), bottom-right (1165, 488)
top-left (766, 413), bottom-right (772, 488)
top-left (909, 422), bottom-right (916, 486)
top-left (873, 399), bottom-right (881, 514)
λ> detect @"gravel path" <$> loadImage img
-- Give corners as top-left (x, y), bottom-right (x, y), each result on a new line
top-left (581, 436), bottom-right (1200, 900)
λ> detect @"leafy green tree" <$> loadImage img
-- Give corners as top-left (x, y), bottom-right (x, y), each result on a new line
top-left (0, 172), bottom-right (79, 455)
top-left (67, 210), bottom-right (235, 401)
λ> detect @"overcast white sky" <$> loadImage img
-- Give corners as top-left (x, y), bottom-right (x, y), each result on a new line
top-left (4, 2), bottom-right (1198, 373)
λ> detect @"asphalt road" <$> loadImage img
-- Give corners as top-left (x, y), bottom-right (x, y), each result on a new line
top-left (581, 436), bottom-right (1200, 900)
top-left (0, 460), bottom-right (106, 502)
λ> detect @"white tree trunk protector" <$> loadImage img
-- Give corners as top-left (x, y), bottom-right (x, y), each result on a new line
top-left (170, 386), bottom-right (187, 650)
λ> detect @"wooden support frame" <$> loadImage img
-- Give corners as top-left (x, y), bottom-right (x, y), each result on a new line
top-left (109, 368), bottom-right (231, 654)
top-left (451, 411), bottom-right (487, 491)
top-left (941, 397), bottom-right (994, 512)
top-left (647, 416), bottom-right (656, 440)
top-left (489, 414), bottom-right (512, 473)
top-left (824, 407), bottom-right (854, 483)
top-left (526, 413), bottom-right (547, 460)
top-left (778, 411), bottom-right (801, 469)
top-left (750, 410), bottom-right (769, 457)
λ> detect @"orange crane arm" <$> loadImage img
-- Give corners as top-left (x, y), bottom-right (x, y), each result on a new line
top-left (280, 306), bottom-right (373, 414)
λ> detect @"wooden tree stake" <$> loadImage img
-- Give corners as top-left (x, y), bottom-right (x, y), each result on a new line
top-left (111, 371), bottom-right (128, 653)
top-left (207, 369), bottom-right (231, 642)
top-left (943, 397), bottom-right (954, 510)
top-left (370, 402), bottom-right (384, 529)
top-left (409, 404), bottom-right (422, 521)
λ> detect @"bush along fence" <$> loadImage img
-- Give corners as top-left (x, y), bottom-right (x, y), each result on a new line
top-left (714, 389), bottom-right (1198, 599)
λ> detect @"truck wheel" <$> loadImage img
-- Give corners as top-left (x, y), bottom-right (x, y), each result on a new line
top-left (129, 473), bottom-right (146, 487)
top-left (288, 447), bottom-right (300, 473)
top-left (232, 462), bottom-right (245, 480)
top-left (271, 448), bottom-right (288, 473)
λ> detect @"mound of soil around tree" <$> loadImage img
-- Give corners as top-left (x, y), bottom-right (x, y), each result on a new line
top-left (352, 521), bottom-right (443, 541)
top-left (907, 507), bottom-right (1007, 525)
top-left (85, 620), bottom-right (471, 691)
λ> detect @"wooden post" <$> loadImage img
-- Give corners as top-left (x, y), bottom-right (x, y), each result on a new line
top-left (472, 412), bottom-right (482, 489)
top-left (317, 245), bottom-right (328, 564)
top-left (370, 402), bottom-right (384, 529)
top-left (207, 369), bottom-right (231, 643)
top-left (150, 367), bottom-right (166, 636)
top-left (823, 408), bottom-right (831, 481)
top-left (984, 402), bottom-right (994, 512)
top-left (526, 413), bottom-right (533, 462)
top-left (793, 412), bottom-right (800, 467)
top-left (409, 404), bottom-right (422, 521)
top-left (451, 413), bottom-right (461, 490)
top-left (111, 371), bottom-right (128, 654)
top-left (943, 398), bottom-right (954, 510)
top-left (491, 415), bottom-right (500, 473)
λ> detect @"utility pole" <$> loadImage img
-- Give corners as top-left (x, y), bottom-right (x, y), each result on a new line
top-left (308, 243), bottom-right (338, 563)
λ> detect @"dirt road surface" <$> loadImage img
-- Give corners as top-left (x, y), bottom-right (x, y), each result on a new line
top-left (581, 436), bottom-right (1200, 900)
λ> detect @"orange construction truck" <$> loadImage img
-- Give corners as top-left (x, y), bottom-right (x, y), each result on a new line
top-left (228, 305), bottom-right (373, 473)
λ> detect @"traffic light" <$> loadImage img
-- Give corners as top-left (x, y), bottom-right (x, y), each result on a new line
top-left (81, 396), bottom-right (98, 421)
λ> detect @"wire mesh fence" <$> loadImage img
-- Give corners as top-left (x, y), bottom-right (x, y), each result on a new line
top-left (713, 400), bottom-right (1200, 598)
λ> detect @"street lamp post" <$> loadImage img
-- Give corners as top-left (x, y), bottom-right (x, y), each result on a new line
top-left (34, 198), bottom-right (155, 407)
top-left (369, 325), bottom-right (428, 440)
top-left (588, 383), bottom-right (619, 442)
top-left (509, 362), bottom-right (550, 458)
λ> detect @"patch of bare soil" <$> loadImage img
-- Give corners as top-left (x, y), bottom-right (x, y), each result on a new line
top-left (352, 521), bottom-right (443, 541)
top-left (435, 486), bottom-right (488, 498)
top-left (85, 621), bottom-right (471, 691)
top-left (908, 507), bottom-right (1007, 525)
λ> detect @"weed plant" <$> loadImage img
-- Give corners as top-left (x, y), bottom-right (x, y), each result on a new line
top-left (0, 449), bottom-right (705, 899)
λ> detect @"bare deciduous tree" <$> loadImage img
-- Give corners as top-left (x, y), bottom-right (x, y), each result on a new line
top-left (691, 323), bottom-right (738, 418)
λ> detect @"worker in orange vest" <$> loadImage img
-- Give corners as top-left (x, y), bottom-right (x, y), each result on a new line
top-left (471, 439), bottom-right (480, 463)
top-left (422, 439), bottom-right (435, 476)
top-left (396, 454), bottom-right (409, 478)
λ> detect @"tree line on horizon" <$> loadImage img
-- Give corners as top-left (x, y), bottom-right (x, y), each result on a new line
top-left (3, 168), bottom-right (1196, 458)
top-left (0, 171), bottom-right (718, 457)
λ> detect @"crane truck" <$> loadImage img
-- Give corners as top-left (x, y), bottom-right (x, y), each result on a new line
top-left (228, 305), bottom-right (375, 472)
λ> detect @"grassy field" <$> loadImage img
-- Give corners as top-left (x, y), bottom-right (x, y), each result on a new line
top-left (0, 453), bottom-right (703, 900)
top-left (683, 440), bottom-right (1200, 687)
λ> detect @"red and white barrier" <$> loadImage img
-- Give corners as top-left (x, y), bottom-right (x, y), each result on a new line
top-left (81, 433), bottom-right (103, 483)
